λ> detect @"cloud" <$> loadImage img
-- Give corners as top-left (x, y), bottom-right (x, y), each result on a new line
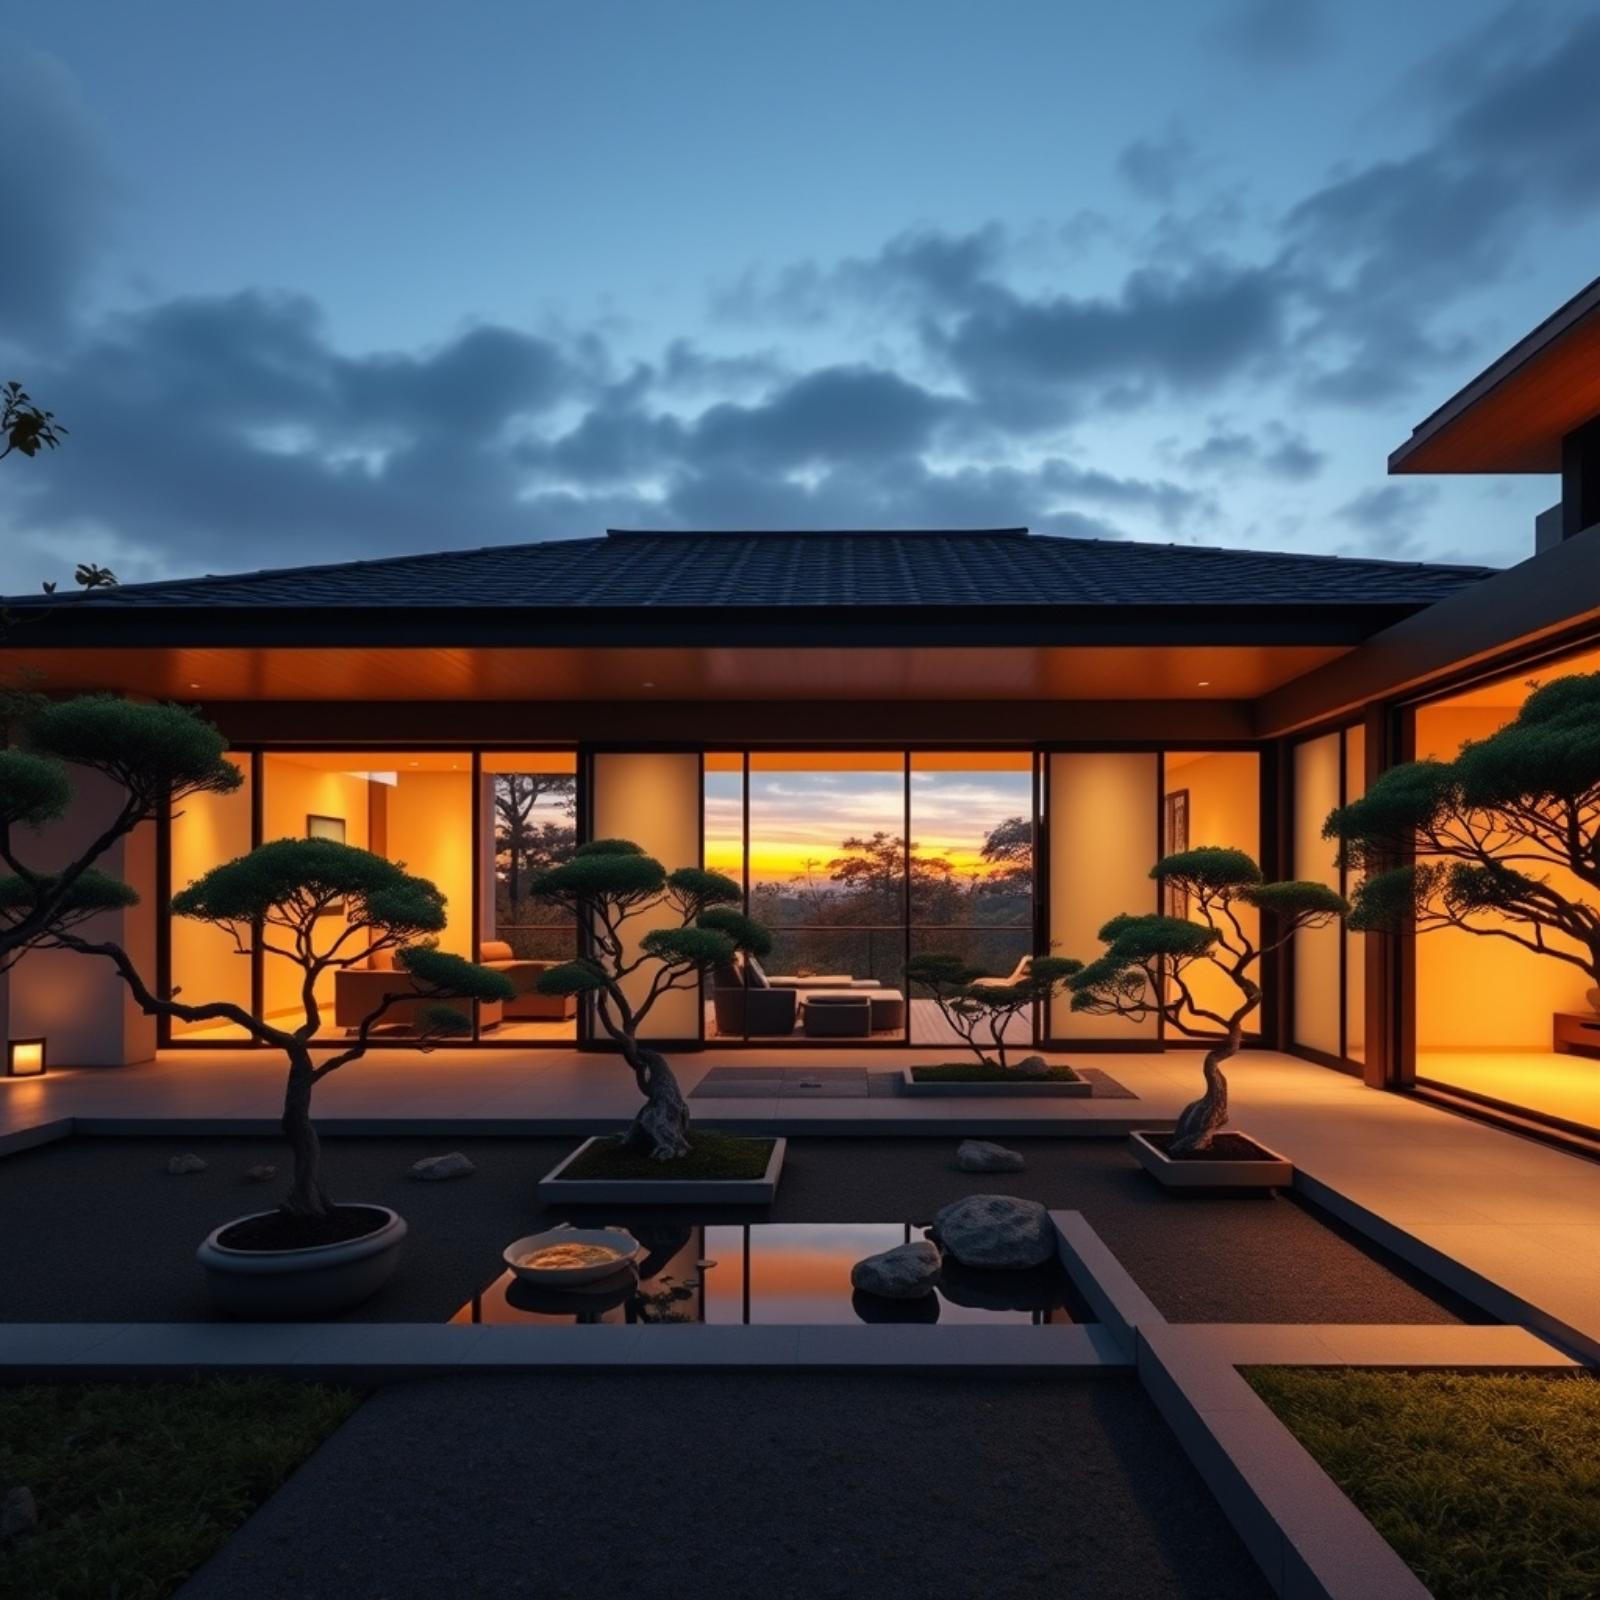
top-left (1177, 424), bottom-right (1325, 482)
top-left (0, 46), bottom-right (116, 342)
top-left (1334, 482), bottom-right (1439, 557)
top-left (1210, 0), bottom-right (1324, 64)
top-left (1116, 129), bottom-right (1203, 204)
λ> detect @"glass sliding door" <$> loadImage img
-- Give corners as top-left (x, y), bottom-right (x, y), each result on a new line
top-left (480, 752), bottom-right (578, 1042)
top-left (908, 753), bottom-right (1035, 1049)
top-left (748, 752), bottom-right (906, 1038)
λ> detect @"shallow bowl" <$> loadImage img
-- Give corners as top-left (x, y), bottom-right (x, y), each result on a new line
top-left (504, 1227), bottom-right (640, 1285)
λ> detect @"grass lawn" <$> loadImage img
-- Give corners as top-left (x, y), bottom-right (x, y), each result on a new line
top-left (0, 1378), bottom-right (361, 1600)
top-left (559, 1128), bottom-right (775, 1181)
top-left (909, 1061), bottom-right (1083, 1083)
top-left (1243, 1368), bottom-right (1600, 1600)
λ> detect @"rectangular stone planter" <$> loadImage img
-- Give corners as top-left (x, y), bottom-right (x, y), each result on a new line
top-left (899, 1067), bottom-right (1092, 1097)
top-left (1129, 1130), bottom-right (1292, 1190)
top-left (538, 1136), bottom-right (786, 1205)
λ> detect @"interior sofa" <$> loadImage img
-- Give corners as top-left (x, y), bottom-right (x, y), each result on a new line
top-left (709, 963), bottom-right (799, 1036)
top-left (478, 939), bottom-right (578, 1021)
top-left (334, 947), bottom-right (503, 1031)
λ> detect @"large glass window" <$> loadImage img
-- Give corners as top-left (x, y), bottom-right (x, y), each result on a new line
top-left (168, 747), bottom-right (577, 1047)
top-left (1410, 643), bottom-right (1600, 1130)
top-left (1163, 752), bottom-right (1261, 1037)
top-left (705, 752), bottom-right (1036, 1044)
top-left (908, 754), bottom-right (1034, 1047)
top-left (481, 753), bottom-right (578, 1041)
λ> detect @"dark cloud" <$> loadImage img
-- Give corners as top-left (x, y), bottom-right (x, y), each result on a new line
top-left (1283, 9), bottom-right (1600, 398)
top-left (1334, 483), bottom-right (1438, 555)
top-left (1210, 0), bottom-right (1324, 64)
top-left (932, 260), bottom-right (1289, 413)
top-left (1116, 129), bottom-right (1202, 204)
top-left (1178, 424), bottom-right (1324, 482)
top-left (0, 47), bottom-right (116, 342)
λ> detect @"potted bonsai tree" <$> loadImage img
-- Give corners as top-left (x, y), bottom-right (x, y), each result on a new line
top-left (1326, 670), bottom-right (1600, 1009)
top-left (57, 836), bottom-right (513, 1313)
top-left (1067, 847), bottom-right (1346, 1188)
top-left (901, 951), bottom-right (1088, 1093)
top-left (529, 838), bottom-right (781, 1197)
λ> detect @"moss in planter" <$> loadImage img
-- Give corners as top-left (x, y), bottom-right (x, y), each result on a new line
top-left (1243, 1368), bottom-right (1600, 1600)
top-left (558, 1129), bottom-right (775, 1182)
top-left (909, 1061), bottom-right (1084, 1084)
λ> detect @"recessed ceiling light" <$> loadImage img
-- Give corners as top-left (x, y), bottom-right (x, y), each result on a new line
top-left (188, 682), bottom-right (201, 688)
top-left (1197, 680), bottom-right (1210, 687)
top-left (641, 681), bottom-right (655, 688)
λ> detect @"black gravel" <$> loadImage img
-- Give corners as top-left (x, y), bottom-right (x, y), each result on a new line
top-left (176, 1372), bottom-right (1275, 1600)
top-left (0, 1134), bottom-right (1488, 1325)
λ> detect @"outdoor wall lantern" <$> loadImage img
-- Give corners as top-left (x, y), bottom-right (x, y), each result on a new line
top-left (5, 1038), bottom-right (46, 1077)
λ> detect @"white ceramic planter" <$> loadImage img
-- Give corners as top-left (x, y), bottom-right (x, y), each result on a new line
top-left (898, 1067), bottom-right (1092, 1097)
top-left (538, 1137), bottom-right (786, 1204)
top-left (197, 1206), bottom-right (407, 1317)
top-left (1129, 1130), bottom-right (1293, 1190)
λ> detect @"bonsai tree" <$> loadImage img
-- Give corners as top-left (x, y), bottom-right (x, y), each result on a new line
top-left (529, 839), bottom-right (772, 1161)
top-left (0, 694), bottom-right (243, 974)
top-left (1326, 671), bottom-right (1600, 995)
top-left (903, 951), bottom-right (1080, 1071)
top-left (1067, 848), bottom-right (1347, 1153)
top-left (52, 838), bottom-right (514, 1221)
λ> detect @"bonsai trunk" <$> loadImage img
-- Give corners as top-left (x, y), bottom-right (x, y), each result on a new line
top-left (616, 1038), bottom-right (693, 1161)
top-left (280, 1044), bottom-right (330, 1217)
top-left (1167, 1023), bottom-right (1237, 1156)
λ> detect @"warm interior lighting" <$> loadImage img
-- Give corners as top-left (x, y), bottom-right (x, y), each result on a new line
top-left (6, 1039), bottom-right (46, 1077)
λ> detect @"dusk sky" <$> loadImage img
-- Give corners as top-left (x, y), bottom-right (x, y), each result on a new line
top-left (3, 1), bottom-right (1599, 594)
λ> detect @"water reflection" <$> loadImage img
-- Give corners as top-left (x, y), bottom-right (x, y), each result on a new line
top-left (453, 1222), bottom-right (1090, 1327)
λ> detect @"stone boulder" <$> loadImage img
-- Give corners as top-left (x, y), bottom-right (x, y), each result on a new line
top-left (929, 1194), bottom-right (1055, 1270)
top-left (1013, 1055), bottom-right (1051, 1079)
top-left (849, 1240), bottom-right (941, 1299)
top-left (165, 1154), bottom-right (208, 1175)
top-left (410, 1152), bottom-right (477, 1181)
top-left (957, 1139), bottom-right (1025, 1173)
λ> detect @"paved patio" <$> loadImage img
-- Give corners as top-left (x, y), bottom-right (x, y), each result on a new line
top-left (4, 1043), bottom-right (1600, 1358)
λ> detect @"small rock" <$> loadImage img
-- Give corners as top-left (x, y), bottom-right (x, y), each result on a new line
top-left (957, 1139), bottom-right (1026, 1173)
top-left (929, 1194), bottom-right (1055, 1270)
top-left (849, 1241), bottom-right (942, 1299)
top-left (165, 1153), bottom-right (208, 1175)
top-left (243, 1165), bottom-right (277, 1182)
top-left (1013, 1055), bottom-right (1051, 1079)
top-left (1, 1486), bottom-right (38, 1540)
top-left (410, 1151), bottom-right (476, 1181)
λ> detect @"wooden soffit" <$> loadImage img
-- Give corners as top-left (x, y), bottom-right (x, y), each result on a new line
top-left (0, 642), bottom-right (1350, 704)
top-left (1390, 275), bottom-right (1600, 474)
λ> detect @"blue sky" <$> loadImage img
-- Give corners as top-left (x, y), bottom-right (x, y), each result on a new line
top-left (2, 0), bottom-right (1598, 592)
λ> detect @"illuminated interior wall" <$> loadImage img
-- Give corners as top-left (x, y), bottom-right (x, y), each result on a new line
top-left (1292, 733), bottom-right (1342, 1057)
top-left (1414, 701), bottom-right (1592, 1048)
top-left (169, 755), bottom-right (253, 1037)
top-left (1048, 752), bottom-right (1159, 1040)
top-left (591, 752), bottom-right (702, 1040)
top-left (1164, 752), bottom-right (1260, 1034)
top-left (1343, 725), bottom-right (1367, 1062)
top-left (387, 772), bottom-right (473, 957)
top-left (260, 756), bottom-right (371, 1024)
top-left (9, 766), bottom-right (159, 1065)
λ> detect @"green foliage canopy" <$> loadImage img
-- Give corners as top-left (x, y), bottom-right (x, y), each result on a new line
top-left (1326, 671), bottom-right (1600, 981)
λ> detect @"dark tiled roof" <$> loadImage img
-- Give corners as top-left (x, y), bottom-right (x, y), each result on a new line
top-left (12, 529), bottom-right (1491, 611)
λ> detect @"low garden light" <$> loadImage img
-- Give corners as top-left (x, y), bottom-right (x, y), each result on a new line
top-left (6, 1038), bottom-right (46, 1077)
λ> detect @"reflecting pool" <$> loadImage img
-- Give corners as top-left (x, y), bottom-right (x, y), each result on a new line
top-left (451, 1221), bottom-right (1094, 1327)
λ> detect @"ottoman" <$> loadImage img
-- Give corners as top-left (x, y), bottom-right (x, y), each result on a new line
top-left (801, 995), bottom-right (873, 1037)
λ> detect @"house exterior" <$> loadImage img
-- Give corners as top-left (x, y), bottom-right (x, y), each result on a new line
top-left (4, 279), bottom-right (1599, 1148)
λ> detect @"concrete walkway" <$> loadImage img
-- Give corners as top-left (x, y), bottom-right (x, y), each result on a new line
top-left (5, 1043), bottom-right (1600, 1357)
